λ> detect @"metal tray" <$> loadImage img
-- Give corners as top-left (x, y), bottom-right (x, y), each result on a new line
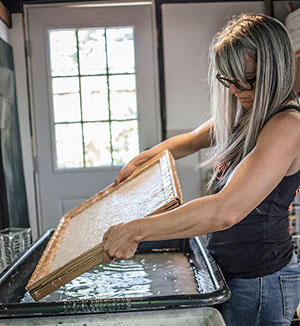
top-left (0, 307), bottom-right (226, 325)
top-left (0, 230), bottom-right (230, 318)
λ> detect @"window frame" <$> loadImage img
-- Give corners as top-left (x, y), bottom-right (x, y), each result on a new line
top-left (46, 24), bottom-right (142, 172)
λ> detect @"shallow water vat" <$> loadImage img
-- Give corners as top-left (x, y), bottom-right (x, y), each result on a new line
top-left (0, 307), bottom-right (226, 326)
top-left (0, 230), bottom-right (230, 318)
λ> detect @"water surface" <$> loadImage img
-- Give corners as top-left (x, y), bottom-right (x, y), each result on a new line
top-left (22, 252), bottom-right (210, 303)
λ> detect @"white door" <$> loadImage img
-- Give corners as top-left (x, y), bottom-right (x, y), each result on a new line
top-left (24, 2), bottom-right (160, 234)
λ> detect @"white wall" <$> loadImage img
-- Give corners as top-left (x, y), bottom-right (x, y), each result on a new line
top-left (163, 2), bottom-right (265, 131)
top-left (274, 1), bottom-right (300, 23)
top-left (0, 15), bottom-right (38, 240)
top-left (162, 2), bottom-right (265, 199)
top-left (8, 14), bottom-right (38, 240)
top-left (0, 17), bottom-right (38, 239)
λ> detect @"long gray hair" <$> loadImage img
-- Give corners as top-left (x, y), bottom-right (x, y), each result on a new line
top-left (207, 13), bottom-right (298, 191)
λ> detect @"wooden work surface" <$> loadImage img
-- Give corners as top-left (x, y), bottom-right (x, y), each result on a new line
top-left (26, 150), bottom-right (183, 301)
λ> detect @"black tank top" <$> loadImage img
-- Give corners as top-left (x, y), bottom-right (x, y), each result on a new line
top-left (207, 105), bottom-right (300, 279)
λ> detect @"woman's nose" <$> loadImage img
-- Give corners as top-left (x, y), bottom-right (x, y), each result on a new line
top-left (229, 83), bottom-right (241, 94)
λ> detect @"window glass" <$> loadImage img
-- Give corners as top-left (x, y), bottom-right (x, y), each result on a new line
top-left (49, 27), bottom-right (139, 169)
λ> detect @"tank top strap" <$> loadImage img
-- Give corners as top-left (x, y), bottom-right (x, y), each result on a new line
top-left (263, 104), bottom-right (300, 127)
top-left (275, 104), bottom-right (300, 113)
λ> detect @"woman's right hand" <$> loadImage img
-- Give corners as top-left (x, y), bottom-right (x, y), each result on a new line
top-left (114, 160), bottom-right (140, 185)
top-left (113, 120), bottom-right (213, 186)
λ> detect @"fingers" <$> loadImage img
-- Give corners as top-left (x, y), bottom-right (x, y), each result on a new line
top-left (103, 251), bottom-right (115, 264)
top-left (103, 224), bottom-right (122, 241)
top-left (114, 170), bottom-right (129, 185)
top-left (103, 243), bottom-right (138, 261)
top-left (114, 164), bottom-right (136, 185)
top-left (102, 222), bottom-right (139, 263)
top-left (114, 174), bottom-right (124, 185)
top-left (103, 249), bottom-right (135, 262)
top-left (114, 166), bottom-right (127, 185)
top-left (102, 228), bottom-right (110, 241)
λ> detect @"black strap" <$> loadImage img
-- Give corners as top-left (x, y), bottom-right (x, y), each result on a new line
top-left (275, 104), bottom-right (300, 113)
top-left (264, 105), bottom-right (300, 127)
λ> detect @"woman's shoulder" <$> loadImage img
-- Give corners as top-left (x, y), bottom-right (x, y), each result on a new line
top-left (259, 103), bottom-right (300, 144)
top-left (267, 102), bottom-right (300, 127)
top-left (257, 103), bottom-right (300, 176)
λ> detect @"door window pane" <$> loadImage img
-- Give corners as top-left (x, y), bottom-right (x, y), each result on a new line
top-left (49, 30), bottom-right (78, 76)
top-left (78, 29), bottom-right (107, 75)
top-left (53, 93), bottom-right (81, 123)
top-left (107, 28), bottom-right (135, 74)
top-left (110, 75), bottom-right (137, 120)
top-left (49, 26), bottom-right (139, 169)
top-left (83, 122), bottom-right (111, 167)
top-left (52, 77), bottom-right (81, 123)
top-left (52, 77), bottom-right (79, 94)
top-left (55, 124), bottom-right (83, 168)
top-left (111, 120), bottom-right (139, 165)
top-left (81, 76), bottom-right (108, 121)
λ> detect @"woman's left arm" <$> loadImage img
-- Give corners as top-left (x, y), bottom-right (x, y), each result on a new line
top-left (103, 110), bottom-right (300, 262)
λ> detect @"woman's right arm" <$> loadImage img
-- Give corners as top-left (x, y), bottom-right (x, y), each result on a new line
top-left (115, 118), bottom-right (214, 184)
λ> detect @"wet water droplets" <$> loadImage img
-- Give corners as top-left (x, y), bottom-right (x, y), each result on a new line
top-left (22, 252), bottom-right (200, 303)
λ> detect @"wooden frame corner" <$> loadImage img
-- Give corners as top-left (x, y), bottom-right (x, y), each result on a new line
top-left (0, 2), bottom-right (11, 28)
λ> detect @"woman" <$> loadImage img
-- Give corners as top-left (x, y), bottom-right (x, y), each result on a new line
top-left (103, 14), bottom-right (300, 325)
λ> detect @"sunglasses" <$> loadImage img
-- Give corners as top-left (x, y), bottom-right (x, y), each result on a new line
top-left (216, 73), bottom-right (256, 91)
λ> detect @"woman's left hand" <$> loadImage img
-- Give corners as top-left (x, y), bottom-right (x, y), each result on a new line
top-left (102, 222), bottom-right (139, 263)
